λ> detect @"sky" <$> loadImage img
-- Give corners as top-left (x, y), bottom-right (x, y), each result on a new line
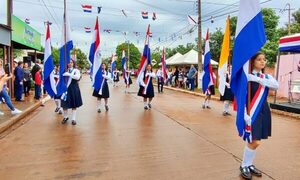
top-left (1, 0), bottom-right (300, 58)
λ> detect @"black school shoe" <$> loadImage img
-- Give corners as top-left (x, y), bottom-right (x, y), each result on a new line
top-left (61, 117), bottom-right (69, 124)
top-left (148, 104), bottom-right (152, 109)
top-left (71, 120), bottom-right (77, 125)
top-left (105, 105), bottom-right (109, 111)
top-left (240, 166), bottom-right (252, 180)
top-left (55, 107), bottom-right (59, 113)
top-left (248, 165), bottom-right (262, 177)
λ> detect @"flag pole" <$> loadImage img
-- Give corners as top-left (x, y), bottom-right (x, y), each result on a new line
top-left (64, 0), bottom-right (67, 72)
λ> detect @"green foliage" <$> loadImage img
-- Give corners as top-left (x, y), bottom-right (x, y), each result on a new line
top-left (151, 49), bottom-right (162, 68)
top-left (115, 42), bottom-right (141, 70)
top-left (165, 43), bottom-right (197, 58)
top-left (292, 8), bottom-right (300, 24)
top-left (72, 48), bottom-right (89, 70)
top-left (51, 47), bottom-right (60, 65)
top-left (261, 40), bottom-right (278, 67)
top-left (209, 28), bottom-right (223, 62)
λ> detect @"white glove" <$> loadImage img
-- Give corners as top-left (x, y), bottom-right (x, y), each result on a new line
top-left (225, 82), bottom-right (230, 88)
top-left (244, 112), bottom-right (252, 126)
top-left (247, 74), bottom-right (261, 83)
top-left (63, 72), bottom-right (71, 77)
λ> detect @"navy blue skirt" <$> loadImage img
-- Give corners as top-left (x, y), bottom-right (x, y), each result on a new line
top-left (251, 101), bottom-right (272, 140)
top-left (92, 81), bottom-right (110, 98)
top-left (138, 80), bottom-right (154, 98)
top-left (220, 86), bottom-right (234, 101)
top-left (61, 80), bottom-right (83, 109)
top-left (125, 77), bottom-right (132, 85)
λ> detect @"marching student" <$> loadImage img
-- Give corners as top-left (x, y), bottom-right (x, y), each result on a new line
top-left (220, 65), bottom-right (234, 116)
top-left (239, 52), bottom-right (278, 179)
top-left (92, 63), bottom-right (111, 113)
top-left (138, 64), bottom-right (156, 110)
top-left (113, 67), bottom-right (120, 87)
top-left (156, 68), bottom-right (164, 93)
top-left (124, 69), bottom-right (132, 92)
top-left (202, 71), bottom-right (216, 109)
top-left (53, 65), bottom-right (62, 114)
top-left (61, 60), bottom-right (83, 125)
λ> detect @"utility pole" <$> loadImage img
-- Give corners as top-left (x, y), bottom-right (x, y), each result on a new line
top-left (197, 0), bottom-right (202, 88)
top-left (286, 3), bottom-right (291, 35)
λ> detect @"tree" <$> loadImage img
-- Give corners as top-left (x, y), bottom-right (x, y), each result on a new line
top-left (72, 48), bottom-right (89, 70)
top-left (209, 28), bottom-right (224, 62)
top-left (115, 42), bottom-right (141, 70)
top-left (151, 49), bottom-right (162, 68)
top-left (292, 8), bottom-right (300, 24)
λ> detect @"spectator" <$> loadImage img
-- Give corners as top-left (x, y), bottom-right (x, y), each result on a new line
top-left (174, 67), bottom-right (179, 87)
top-left (23, 62), bottom-right (31, 97)
top-left (187, 64), bottom-right (198, 91)
top-left (178, 68), bottom-right (184, 88)
top-left (156, 68), bottom-right (164, 93)
top-left (14, 61), bottom-right (24, 101)
top-left (34, 67), bottom-right (42, 100)
top-left (0, 60), bottom-right (22, 115)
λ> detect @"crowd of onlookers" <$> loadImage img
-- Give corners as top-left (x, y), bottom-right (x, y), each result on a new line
top-left (0, 58), bottom-right (44, 116)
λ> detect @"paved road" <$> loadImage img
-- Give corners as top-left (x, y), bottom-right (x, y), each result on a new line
top-left (0, 76), bottom-right (299, 180)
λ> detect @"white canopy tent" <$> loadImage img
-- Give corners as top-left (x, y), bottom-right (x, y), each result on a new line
top-left (158, 52), bottom-right (183, 66)
top-left (167, 49), bottom-right (218, 66)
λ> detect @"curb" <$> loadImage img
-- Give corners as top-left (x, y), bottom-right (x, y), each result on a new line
top-left (0, 96), bottom-right (51, 134)
top-left (160, 85), bottom-right (300, 120)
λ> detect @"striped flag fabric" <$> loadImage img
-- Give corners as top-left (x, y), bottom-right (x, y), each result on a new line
top-left (110, 54), bottom-right (116, 79)
top-left (82, 5), bottom-right (92, 13)
top-left (89, 17), bottom-right (103, 93)
top-left (43, 23), bottom-right (56, 97)
top-left (137, 25), bottom-right (151, 85)
top-left (161, 48), bottom-right (167, 81)
top-left (56, 12), bottom-right (74, 97)
top-left (202, 29), bottom-right (214, 94)
top-left (121, 50), bottom-right (129, 83)
top-left (84, 27), bottom-right (91, 33)
top-left (230, 0), bottom-right (266, 140)
top-left (142, 12), bottom-right (148, 19)
top-left (279, 33), bottom-right (300, 52)
top-left (218, 16), bottom-right (231, 96)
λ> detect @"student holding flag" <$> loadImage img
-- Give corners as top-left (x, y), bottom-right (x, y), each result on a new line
top-left (111, 54), bottom-right (119, 87)
top-left (92, 63), bottom-right (111, 113)
top-left (121, 50), bottom-right (132, 92)
top-left (218, 16), bottom-right (234, 116)
top-left (156, 48), bottom-right (167, 93)
top-left (230, 1), bottom-right (279, 179)
top-left (202, 29), bottom-right (215, 109)
top-left (137, 25), bottom-right (155, 110)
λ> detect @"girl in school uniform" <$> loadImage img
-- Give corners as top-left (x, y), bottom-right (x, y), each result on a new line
top-left (92, 63), bottom-right (111, 113)
top-left (239, 52), bottom-right (279, 180)
top-left (220, 65), bottom-right (234, 116)
top-left (113, 68), bottom-right (120, 87)
top-left (124, 69), bottom-right (133, 92)
top-left (61, 60), bottom-right (83, 125)
top-left (202, 72), bottom-right (216, 109)
top-left (138, 64), bottom-right (156, 110)
top-left (53, 65), bottom-right (62, 114)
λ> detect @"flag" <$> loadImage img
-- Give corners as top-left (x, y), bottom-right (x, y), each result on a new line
top-left (84, 27), bottom-right (91, 33)
top-left (121, 50), bottom-right (129, 83)
top-left (152, 12), bottom-right (157, 20)
top-left (137, 25), bottom-right (151, 85)
top-left (161, 48), bottom-right (167, 81)
top-left (56, 12), bottom-right (73, 97)
top-left (202, 29), bottom-right (214, 94)
top-left (230, 0), bottom-right (266, 139)
top-left (187, 15), bottom-right (198, 25)
top-left (43, 23), bottom-right (56, 97)
top-left (111, 54), bottom-right (116, 79)
top-left (142, 12), bottom-right (148, 19)
top-left (89, 17), bottom-right (103, 93)
top-left (25, 18), bottom-right (30, 24)
top-left (82, 5), bottom-right (92, 13)
top-left (218, 16), bottom-right (230, 96)
top-left (104, 29), bottom-right (112, 33)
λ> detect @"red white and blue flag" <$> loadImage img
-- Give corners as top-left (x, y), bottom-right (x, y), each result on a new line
top-left (279, 34), bottom-right (300, 52)
top-left (89, 17), bottom-right (103, 94)
top-left (202, 29), bottom-right (214, 94)
top-left (57, 12), bottom-right (73, 97)
top-left (43, 23), bottom-right (56, 97)
top-left (84, 27), bottom-right (91, 33)
top-left (142, 12), bottom-right (148, 19)
top-left (137, 25), bottom-right (152, 94)
top-left (161, 48), bottom-right (167, 81)
top-left (230, 0), bottom-right (266, 142)
top-left (110, 54), bottom-right (116, 79)
top-left (121, 50), bottom-right (129, 84)
top-left (82, 5), bottom-right (92, 13)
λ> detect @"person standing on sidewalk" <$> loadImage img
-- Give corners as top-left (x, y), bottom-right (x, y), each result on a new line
top-left (92, 63), bottom-right (111, 113)
top-left (0, 60), bottom-right (22, 115)
top-left (239, 52), bottom-right (279, 179)
top-left (23, 62), bottom-right (32, 97)
top-left (14, 61), bottom-right (24, 101)
top-left (34, 67), bottom-right (43, 100)
top-left (61, 60), bottom-right (83, 125)
top-left (138, 64), bottom-right (156, 110)
top-left (187, 64), bottom-right (198, 91)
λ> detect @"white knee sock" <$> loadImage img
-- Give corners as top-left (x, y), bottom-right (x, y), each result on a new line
top-left (144, 102), bottom-right (148, 107)
top-left (55, 100), bottom-right (59, 107)
top-left (58, 100), bottom-right (61, 108)
top-left (206, 99), bottom-right (210, 107)
top-left (97, 100), bottom-right (101, 109)
top-left (224, 101), bottom-right (229, 112)
top-left (241, 146), bottom-right (256, 167)
top-left (72, 110), bottom-right (77, 121)
top-left (63, 110), bottom-right (68, 118)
